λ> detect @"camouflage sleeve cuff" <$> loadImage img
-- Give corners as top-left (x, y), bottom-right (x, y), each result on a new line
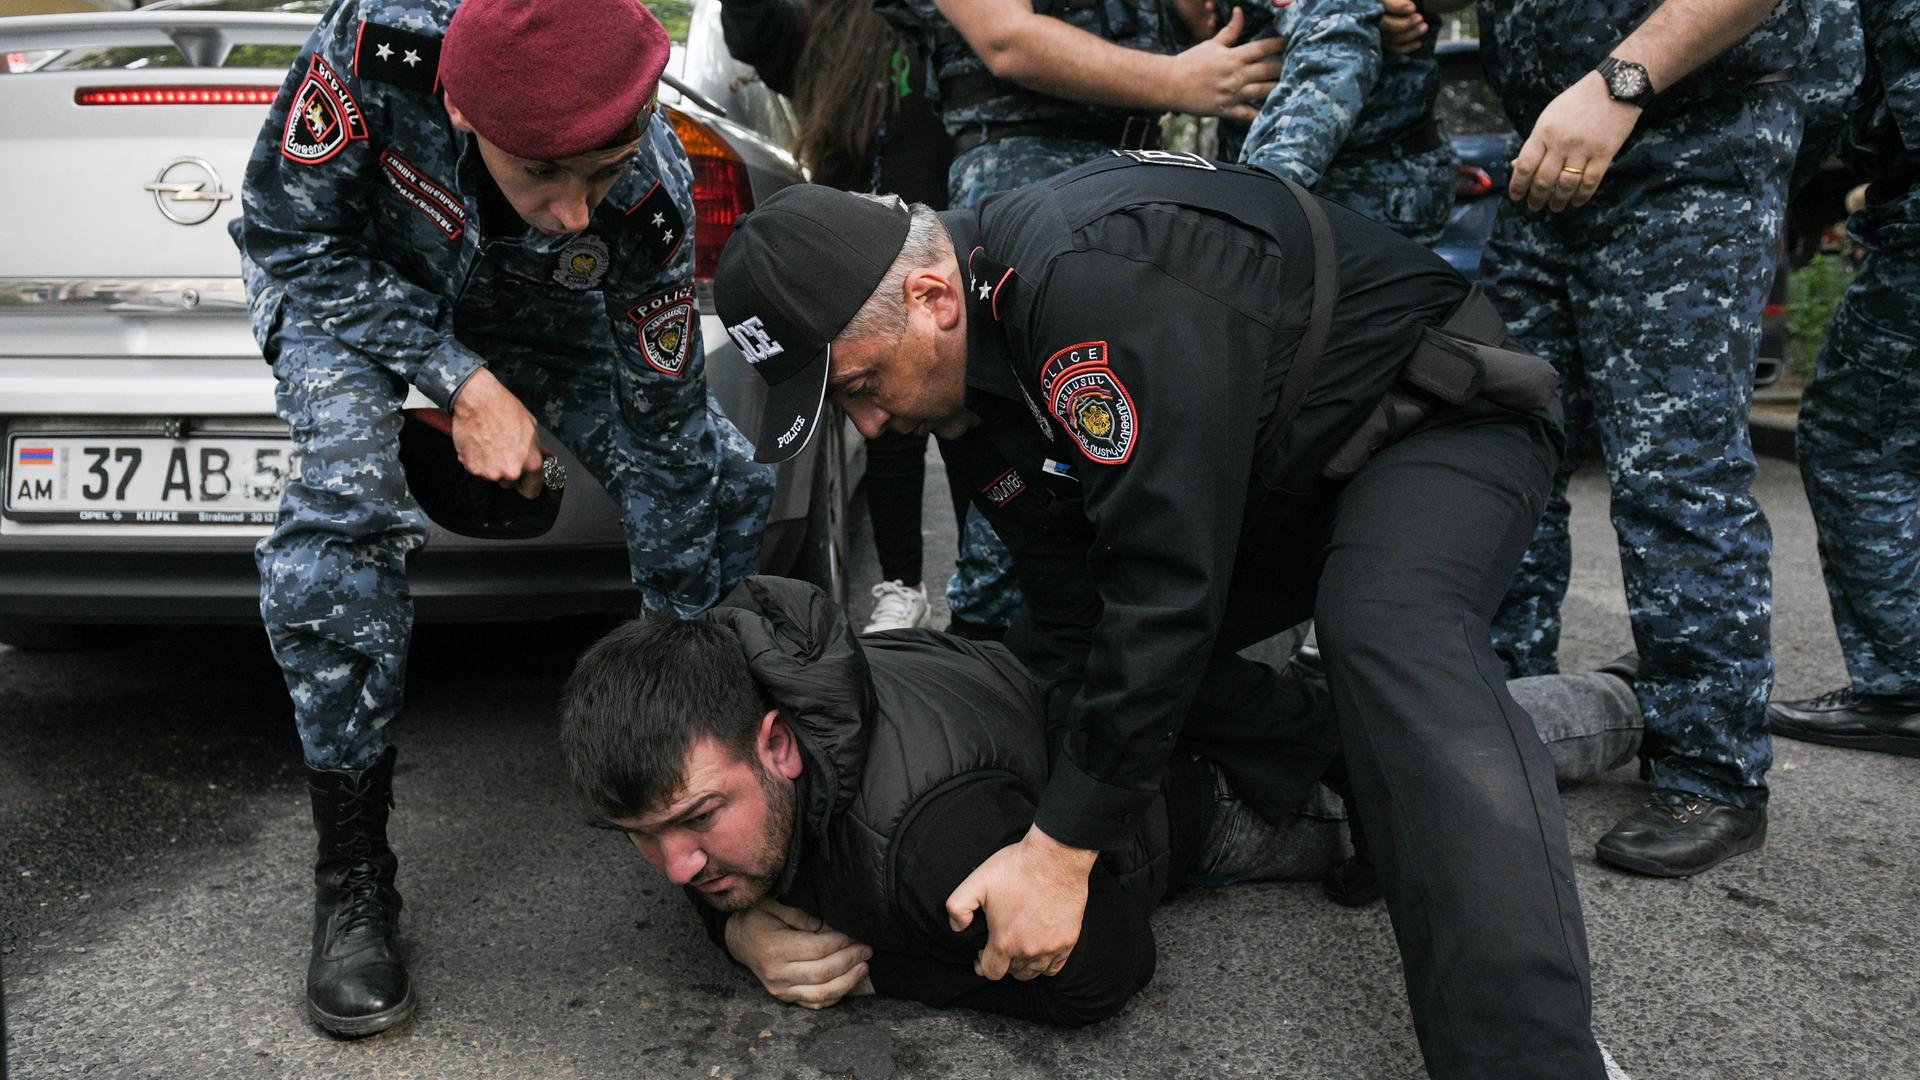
top-left (420, 338), bottom-right (488, 412)
top-left (1033, 755), bottom-right (1159, 853)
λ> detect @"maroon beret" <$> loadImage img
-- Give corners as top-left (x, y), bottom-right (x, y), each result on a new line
top-left (440, 0), bottom-right (669, 161)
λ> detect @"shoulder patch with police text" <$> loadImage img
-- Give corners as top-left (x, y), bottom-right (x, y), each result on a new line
top-left (378, 150), bottom-right (464, 240)
top-left (1038, 340), bottom-right (1108, 398)
top-left (628, 283), bottom-right (696, 377)
top-left (1110, 148), bottom-right (1216, 170)
top-left (626, 181), bottom-right (686, 266)
top-left (1043, 342), bottom-right (1137, 466)
top-left (281, 55), bottom-right (366, 165)
top-left (354, 21), bottom-right (441, 94)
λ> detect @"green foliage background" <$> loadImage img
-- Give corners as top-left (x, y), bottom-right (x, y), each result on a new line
top-left (1787, 254), bottom-right (1856, 376)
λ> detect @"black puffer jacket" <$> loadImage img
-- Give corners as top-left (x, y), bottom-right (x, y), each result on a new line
top-left (700, 576), bottom-right (1212, 1023)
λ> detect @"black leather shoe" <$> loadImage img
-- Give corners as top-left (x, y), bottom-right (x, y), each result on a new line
top-left (1769, 687), bottom-right (1920, 758)
top-left (1322, 855), bottom-right (1382, 907)
top-left (1595, 790), bottom-right (1765, 877)
top-left (1321, 770), bottom-right (1382, 907)
top-left (306, 747), bottom-right (414, 1037)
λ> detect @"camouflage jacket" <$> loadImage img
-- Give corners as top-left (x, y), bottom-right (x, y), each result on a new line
top-left (231, 0), bottom-right (706, 412)
top-left (887, 0), bottom-right (1179, 137)
top-left (1236, 0), bottom-right (1440, 187)
top-left (1846, 0), bottom-right (1920, 241)
top-left (1478, 0), bottom-right (1831, 133)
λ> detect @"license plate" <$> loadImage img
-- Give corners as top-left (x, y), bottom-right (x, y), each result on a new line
top-left (5, 433), bottom-right (296, 525)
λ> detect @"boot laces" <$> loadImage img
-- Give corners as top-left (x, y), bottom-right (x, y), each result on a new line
top-left (1801, 686), bottom-right (1860, 710)
top-left (331, 792), bottom-right (391, 937)
top-left (1649, 789), bottom-right (1709, 823)
top-left (865, 580), bottom-right (929, 632)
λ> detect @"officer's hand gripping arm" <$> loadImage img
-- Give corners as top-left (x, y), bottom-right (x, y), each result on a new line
top-left (937, 0), bottom-right (1284, 121)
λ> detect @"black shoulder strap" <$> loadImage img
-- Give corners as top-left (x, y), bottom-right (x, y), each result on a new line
top-left (1256, 175), bottom-right (1338, 468)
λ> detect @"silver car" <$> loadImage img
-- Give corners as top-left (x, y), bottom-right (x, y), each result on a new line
top-left (0, 0), bottom-right (857, 650)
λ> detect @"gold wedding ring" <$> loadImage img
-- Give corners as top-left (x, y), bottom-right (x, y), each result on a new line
top-left (1561, 165), bottom-right (1586, 175)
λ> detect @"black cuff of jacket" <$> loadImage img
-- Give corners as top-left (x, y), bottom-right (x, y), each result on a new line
top-left (1032, 754), bottom-right (1159, 852)
top-left (866, 953), bottom-right (977, 1006)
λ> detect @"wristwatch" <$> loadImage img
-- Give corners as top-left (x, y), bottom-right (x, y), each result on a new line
top-left (1596, 56), bottom-right (1657, 108)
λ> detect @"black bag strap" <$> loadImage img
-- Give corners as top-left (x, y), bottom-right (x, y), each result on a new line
top-left (1255, 174), bottom-right (1338, 471)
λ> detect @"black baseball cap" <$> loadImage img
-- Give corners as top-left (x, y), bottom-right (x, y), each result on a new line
top-left (713, 185), bottom-right (912, 464)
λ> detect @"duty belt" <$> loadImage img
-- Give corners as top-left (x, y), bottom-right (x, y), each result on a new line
top-left (952, 115), bottom-right (1162, 156)
top-left (1253, 170), bottom-right (1559, 484)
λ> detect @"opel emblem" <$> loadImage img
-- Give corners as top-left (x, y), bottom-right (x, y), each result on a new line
top-left (144, 157), bottom-right (233, 226)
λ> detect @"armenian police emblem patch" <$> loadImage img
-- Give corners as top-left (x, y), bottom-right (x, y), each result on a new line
top-left (1043, 342), bottom-right (1137, 465)
top-left (628, 283), bottom-right (696, 376)
top-left (280, 55), bottom-right (366, 165)
top-left (553, 235), bottom-right (611, 290)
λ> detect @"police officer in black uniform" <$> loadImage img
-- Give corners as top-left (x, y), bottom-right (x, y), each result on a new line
top-left (714, 156), bottom-right (1607, 1079)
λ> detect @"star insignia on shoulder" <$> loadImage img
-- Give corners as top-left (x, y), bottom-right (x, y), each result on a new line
top-left (402, 49), bottom-right (421, 67)
top-left (975, 280), bottom-right (991, 300)
top-left (374, 42), bottom-right (393, 60)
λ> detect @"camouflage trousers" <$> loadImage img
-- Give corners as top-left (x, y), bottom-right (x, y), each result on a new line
top-left (943, 134), bottom-right (1112, 630)
top-left (258, 329), bottom-right (769, 770)
top-left (1797, 244), bottom-right (1920, 696)
top-left (1484, 85), bottom-right (1801, 808)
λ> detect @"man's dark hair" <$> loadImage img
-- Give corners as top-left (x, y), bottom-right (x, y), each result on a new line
top-left (559, 615), bottom-right (769, 820)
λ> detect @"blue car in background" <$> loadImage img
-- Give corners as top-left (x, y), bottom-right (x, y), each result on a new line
top-left (1429, 40), bottom-right (1789, 385)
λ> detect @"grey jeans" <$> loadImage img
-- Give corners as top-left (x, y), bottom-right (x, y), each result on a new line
top-left (1190, 670), bottom-right (1643, 884)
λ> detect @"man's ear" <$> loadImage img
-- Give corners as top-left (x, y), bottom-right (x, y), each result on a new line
top-left (905, 264), bottom-right (963, 333)
top-left (443, 94), bottom-right (474, 134)
top-left (758, 709), bottom-right (804, 780)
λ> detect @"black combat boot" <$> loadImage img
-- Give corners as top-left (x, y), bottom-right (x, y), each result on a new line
top-left (1768, 687), bottom-right (1920, 758)
top-left (305, 746), bottom-right (414, 1037)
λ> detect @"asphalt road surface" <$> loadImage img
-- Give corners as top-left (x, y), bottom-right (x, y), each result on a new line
top-left (4, 454), bottom-right (1917, 1080)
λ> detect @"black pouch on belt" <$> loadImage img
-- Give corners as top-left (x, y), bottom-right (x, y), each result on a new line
top-left (1320, 284), bottom-right (1558, 480)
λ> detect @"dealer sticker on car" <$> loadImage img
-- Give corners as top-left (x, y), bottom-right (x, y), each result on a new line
top-left (5, 433), bottom-right (296, 525)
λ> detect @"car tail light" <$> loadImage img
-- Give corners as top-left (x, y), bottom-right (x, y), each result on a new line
top-left (75, 86), bottom-right (279, 106)
top-left (1455, 165), bottom-right (1495, 200)
top-left (666, 106), bottom-right (754, 282)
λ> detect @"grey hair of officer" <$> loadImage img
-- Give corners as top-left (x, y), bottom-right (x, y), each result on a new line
top-left (835, 197), bottom-right (951, 346)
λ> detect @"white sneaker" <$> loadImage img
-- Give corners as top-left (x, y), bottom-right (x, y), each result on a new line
top-left (863, 580), bottom-right (932, 633)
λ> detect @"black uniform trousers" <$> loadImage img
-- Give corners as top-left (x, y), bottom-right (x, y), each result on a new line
top-left (1224, 408), bottom-right (1601, 1080)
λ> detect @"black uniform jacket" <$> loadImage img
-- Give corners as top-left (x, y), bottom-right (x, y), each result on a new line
top-left (692, 576), bottom-right (1215, 1027)
top-left (936, 152), bottom-right (1496, 852)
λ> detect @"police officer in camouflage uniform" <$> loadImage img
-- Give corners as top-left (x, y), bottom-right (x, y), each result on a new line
top-left (231, 0), bottom-right (770, 1035)
top-left (1449, 0), bottom-right (1831, 876)
top-left (1770, 0), bottom-right (1920, 759)
top-left (1237, 0), bottom-right (1458, 246)
top-left (896, 0), bottom-right (1286, 634)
